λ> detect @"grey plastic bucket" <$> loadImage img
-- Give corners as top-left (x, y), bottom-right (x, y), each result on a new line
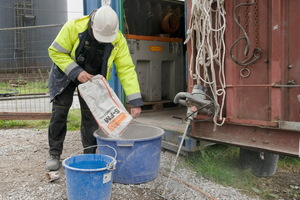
top-left (239, 148), bottom-right (279, 177)
top-left (94, 123), bottom-right (165, 184)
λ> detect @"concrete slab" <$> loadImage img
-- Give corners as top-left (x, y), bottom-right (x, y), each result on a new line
top-left (133, 107), bottom-right (188, 134)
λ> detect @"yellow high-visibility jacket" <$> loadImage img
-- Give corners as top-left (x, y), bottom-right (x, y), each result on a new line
top-left (48, 15), bottom-right (143, 107)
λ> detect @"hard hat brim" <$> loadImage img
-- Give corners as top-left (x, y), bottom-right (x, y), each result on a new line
top-left (92, 27), bottom-right (118, 43)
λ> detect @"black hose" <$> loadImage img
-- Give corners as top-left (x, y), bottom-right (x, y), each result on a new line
top-left (0, 88), bottom-right (18, 97)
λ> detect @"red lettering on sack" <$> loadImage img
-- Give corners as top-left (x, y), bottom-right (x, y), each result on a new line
top-left (107, 112), bottom-right (127, 131)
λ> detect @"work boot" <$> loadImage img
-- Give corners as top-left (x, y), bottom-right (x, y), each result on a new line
top-left (46, 154), bottom-right (60, 171)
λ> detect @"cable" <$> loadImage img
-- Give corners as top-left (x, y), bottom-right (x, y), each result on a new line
top-left (188, 104), bottom-right (215, 123)
top-left (0, 88), bottom-right (18, 97)
top-left (123, 0), bottom-right (130, 34)
top-left (185, 92), bottom-right (216, 122)
top-left (160, 171), bottom-right (217, 200)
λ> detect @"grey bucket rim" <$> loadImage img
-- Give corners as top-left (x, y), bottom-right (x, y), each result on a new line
top-left (62, 154), bottom-right (117, 172)
top-left (93, 123), bottom-right (165, 142)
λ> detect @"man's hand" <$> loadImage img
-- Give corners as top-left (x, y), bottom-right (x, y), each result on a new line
top-left (77, 71), bottom-right (93, 83)
top-left (130, 107), bottom-right (142, 118)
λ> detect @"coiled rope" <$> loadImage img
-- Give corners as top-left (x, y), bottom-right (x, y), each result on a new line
top-left (185, 0), bottom-right (226, 128)
top-left (162, 12), bottom-right (179, 33)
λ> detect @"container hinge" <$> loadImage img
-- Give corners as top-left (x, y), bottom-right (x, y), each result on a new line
top-left (169, 42), bottom-right (181, 56)
top-left (169, 42), bottom-right (173, 53)
top-left (128, 40), bottom-right (133, 54)
top-left (175, 42), bottom-right (181, 56)
top-left (136, 40), bottom-right (140, 51)
top-left (129, 40), bottom-right (139, 53)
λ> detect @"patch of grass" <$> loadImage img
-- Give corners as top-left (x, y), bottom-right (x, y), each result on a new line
top-left (186, 144), bottom-right (300, 199)
top-left (19, 81), bottom-right (49, 94)
top-left (187, 145), bottom-right (258, 190)
top-left (0, 80), bottom-right (48, 94)
top-left (0, 109), bottom-right (81, 130)
top-left (66, 109), bottom-right (81, 131)
top-left (278, 155), bottom-right (300, 171)
top-left (0, 119), bottom-right (30, 128)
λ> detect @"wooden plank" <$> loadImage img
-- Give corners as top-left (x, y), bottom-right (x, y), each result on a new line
top-left (0, 112), bottom-right (51, 120)
top-left (127, 100), bottom-right (181, 112)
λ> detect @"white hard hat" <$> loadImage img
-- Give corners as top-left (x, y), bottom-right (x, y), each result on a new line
top-left (92, 6), bottom-right (119, 43)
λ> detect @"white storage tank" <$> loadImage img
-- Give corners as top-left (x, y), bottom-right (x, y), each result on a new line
top-left (126, 35), bottom-right (184, 101)
top-left (0, 0), bottom-right (68, 71)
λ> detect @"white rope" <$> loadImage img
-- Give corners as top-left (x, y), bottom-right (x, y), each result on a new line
top-left (185, 0), bottom-right (226, 127)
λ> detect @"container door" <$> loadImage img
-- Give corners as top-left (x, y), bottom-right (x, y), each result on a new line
top-left (287, 0), bottom-right (300, 122)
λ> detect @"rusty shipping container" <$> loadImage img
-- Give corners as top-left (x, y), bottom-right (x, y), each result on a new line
top-left (185, 0), bottom-right (300, 160)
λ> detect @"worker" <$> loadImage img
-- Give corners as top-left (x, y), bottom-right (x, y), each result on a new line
top-left (46, 6), bottom-right (143, 171)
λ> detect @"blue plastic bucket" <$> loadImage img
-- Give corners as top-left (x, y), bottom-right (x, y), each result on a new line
top-left (62, 146), bottom-right (116, 200)
top-left (94, 123), bottom-right (164, 184)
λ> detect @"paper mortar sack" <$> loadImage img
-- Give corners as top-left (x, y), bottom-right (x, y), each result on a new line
top-left (78, 74), bottom-right (132, 138)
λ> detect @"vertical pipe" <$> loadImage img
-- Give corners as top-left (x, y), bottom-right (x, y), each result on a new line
top-left (110, 0), bottom-right (123, 32)
top-left (83, 0), bottom-right (99, 15)
top-left (108, 0), bottom-right (124, 103)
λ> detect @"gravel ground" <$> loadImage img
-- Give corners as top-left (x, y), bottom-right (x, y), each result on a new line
top-left (0, 128), bottom-right (260, 200)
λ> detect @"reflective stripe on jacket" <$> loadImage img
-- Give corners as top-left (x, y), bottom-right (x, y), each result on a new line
top-left (48, 16), bottom-right (143, 107)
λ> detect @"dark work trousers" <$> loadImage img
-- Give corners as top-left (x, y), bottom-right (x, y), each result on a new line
top-left (48, 81), bottom-right (98, 156)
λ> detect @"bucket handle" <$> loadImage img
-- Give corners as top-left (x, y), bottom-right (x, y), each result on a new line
top-left (70, 145), bottom-right (117, 171)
